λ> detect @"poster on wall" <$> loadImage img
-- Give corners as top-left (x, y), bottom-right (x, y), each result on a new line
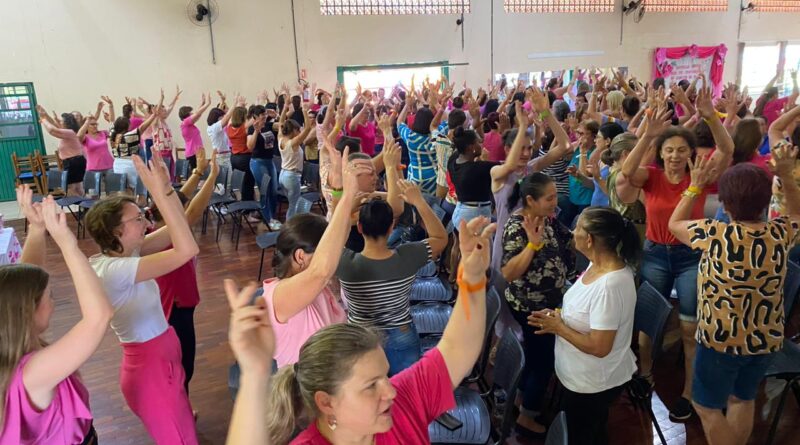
top-left (652, 44), bottom-right (727, 96)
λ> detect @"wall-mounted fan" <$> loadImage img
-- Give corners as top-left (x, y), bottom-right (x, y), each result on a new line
top-left (186, 0), bottom-right (219, 27)
top-left (622, 0), bottom-right (646, 22)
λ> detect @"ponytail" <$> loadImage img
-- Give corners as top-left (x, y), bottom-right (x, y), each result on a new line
top-left (453, 127), bottom-right (478, 154)
top-left (266, 366), bottom-right (304, 445)
top-left (507, 172), bottom-right (553, 210)
top-left (507, 180), bottom-right (523, 210)
top-left (579, 207), bottom-right (641, 266)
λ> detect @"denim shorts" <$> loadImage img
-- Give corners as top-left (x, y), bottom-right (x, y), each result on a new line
top-left (640, 240), bottom-right (701, 322)
top-left (452, 202), bottom-right (492, 229)
top-left (383, 323), bottom-right (421, 376)
top-left (692, 342), bottom-right (775, 410)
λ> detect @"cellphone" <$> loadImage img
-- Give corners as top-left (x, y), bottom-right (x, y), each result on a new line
top-left (434, 413), bottom-right (463, 431)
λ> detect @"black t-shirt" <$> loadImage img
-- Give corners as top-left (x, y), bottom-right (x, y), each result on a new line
top-left (448, 156), bottom-right (497, 203)
top-left (247, 123), bottom-right (277, 159)
top-left (290, 110), bottom-right (305, 128)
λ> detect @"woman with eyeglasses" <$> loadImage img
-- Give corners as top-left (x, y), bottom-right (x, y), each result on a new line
top-left (78, 104), bottom-right (115, 175)
top-left (83, 152), bottom-right (200, 444)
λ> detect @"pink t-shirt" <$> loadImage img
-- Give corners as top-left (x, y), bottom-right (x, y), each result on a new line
top-left (129, 116), bottom-right (144, 131)
top-left (82, 130), bottom-right (114, 171)
top-left (263, 278), bottom-right (346, 368)
top-left (763, 97), bottom-right (789, 127)
top-left (180, 117), bottom-right (204, 157)
top-left (290, 348), bottom-right (456, 445)
top-left (349, 121), bottom-right (377, 157)
top-left (51, 128), bottom-right (83, 159)
top-left (0, 354), bottom-right (93, 445)
top-left (484, 130), bottom-right (505, 162)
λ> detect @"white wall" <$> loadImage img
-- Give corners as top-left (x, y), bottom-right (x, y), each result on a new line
top-left (2, 0), bottom-right (798, 152)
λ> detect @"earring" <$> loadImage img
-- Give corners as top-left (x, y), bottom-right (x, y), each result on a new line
top-left (328, 417), bottom-right (337, 431)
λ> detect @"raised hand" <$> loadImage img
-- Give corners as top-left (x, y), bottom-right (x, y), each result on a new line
top-left (40, 195), bottom-right (75, 247)
top-left (514, 101), bottom-right (529, 129)
top-left (526, 86), bottom-right (550, 114)
top-left (458, 216), bottom-right (496, 280)
top-left (133, 151), bottom-right (171, 196)
top-left (16, 184), bottom-right (44, 229)
top-left (771, 142), bottom-right (798, 180)
top-left (695, 86), bottom-right (716, 120)
top-left (101, 95), bottom-right (114, 105)
top-left (225, 279), bottom-right (274, 375)
top-left (688, 155), bottom-right (716, 190)
top-left (378, 112), bottom-right (393, 135)
top-left (396, 179), bottom-right (424, 207)
top-left (644, 106), bottom-right (674, 138)
top-left (522, 214), bottom-right (545, 246)
top-left (382, 137), bottom-right (401, 169)
top-left (498, 112), bottom-right (511, 133)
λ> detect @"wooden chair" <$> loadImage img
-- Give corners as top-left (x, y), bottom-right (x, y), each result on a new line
top-left (11, 152), bottom-right (44, 194)
top-left (40, 151), bottom-right (63, 171)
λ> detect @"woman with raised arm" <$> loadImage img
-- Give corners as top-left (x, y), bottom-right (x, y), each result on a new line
top-left (397, 87), bottom-right (438, 195)
top-left (110, 91), bottom-right (162, 188)
top-left (78, 112), bottom-right (115, 175)
top-left (278, 101), bottom-right (313, 220)
top-left (37, 104), bottom-right (88, 196)
top-left (179, 93), bottom-right (212, 171)
top-left (619, 86), bottom-right (733, 422)
top-left (84, 152), bottom-right (200, 444)
top-left (0, 187), bottom-right (113, 445)
top-left (221, 214), bottom-right (494, 445)
top-left (152, 86), bottom-right (183, 180)
top-left (668, 145), bottom-right (800, 445)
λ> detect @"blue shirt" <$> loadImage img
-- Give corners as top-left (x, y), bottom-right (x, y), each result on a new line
top-left (568, 149), bottom-right (594, 206)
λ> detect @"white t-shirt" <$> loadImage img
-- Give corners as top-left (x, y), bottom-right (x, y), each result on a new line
top-left (207, 121), bottom-right (231, 154)
top-left (90, 254), bottom-right (169, 344)
top-left (554, 265), bottom-right (637, 394)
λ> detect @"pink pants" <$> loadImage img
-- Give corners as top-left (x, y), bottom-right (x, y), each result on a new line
top-left (120, 327), bottom-right (198, 445)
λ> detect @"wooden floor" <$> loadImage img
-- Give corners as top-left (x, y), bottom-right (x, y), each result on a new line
top-left (9, 213), bottom-right (799, 445)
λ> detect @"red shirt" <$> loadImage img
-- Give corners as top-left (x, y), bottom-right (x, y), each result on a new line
top-left (348, 120), bottom-right (377, 157)
top-left (226, 125), bottom-right (249, 155)
top-left (290, 348), bottom-right (455, 445)
top-left (155, 247), bottom-right (200, 318)
top-left (642, 165), bottom-right (707, 245)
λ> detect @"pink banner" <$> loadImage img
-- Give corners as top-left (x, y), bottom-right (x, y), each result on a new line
top-left (652, 44), bottom-right (727, 96)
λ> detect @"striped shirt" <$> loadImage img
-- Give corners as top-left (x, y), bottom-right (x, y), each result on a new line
top-left (539, 146), bottom-right (570, 195)
top-left (336, 240), bottom-right (432, 328)
top-left (398, 123), bottom-right (437, 195)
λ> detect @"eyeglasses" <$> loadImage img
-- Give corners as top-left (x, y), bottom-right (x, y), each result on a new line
top-left (121, 213), bottom-right (148, 225)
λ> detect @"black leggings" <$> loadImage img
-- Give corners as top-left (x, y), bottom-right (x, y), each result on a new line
top-left (187, 155), bottom-right (197, 172)
top-left (168, 306), bottom-right (196, 393)
top-left (230, 153), bottom-right (255, 201)
top-left (560, 382), bottom-right (625, 445)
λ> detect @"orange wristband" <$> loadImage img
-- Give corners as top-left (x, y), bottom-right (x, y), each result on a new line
top-left (456, 264), bottom-right (487, 321)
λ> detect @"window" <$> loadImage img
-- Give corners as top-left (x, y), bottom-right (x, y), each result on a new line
top-left (752, 0), bottom-right (800, 12)
top-left (337, 63), bottom-right (448, 102)
top-left (644, 0), bottom-right (727, 12)
top-left (319, 0), bottom-right (469, 15)
top-left (503, 0), bottom-right (614, 13)
top-left (740, 44), bottom-right (781, 98)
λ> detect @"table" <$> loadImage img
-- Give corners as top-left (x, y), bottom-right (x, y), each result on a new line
top-left (0, 227), bottom-right (22, 265)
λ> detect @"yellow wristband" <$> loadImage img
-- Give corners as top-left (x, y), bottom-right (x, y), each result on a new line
top-left (687, 185), bottom-right (703, 195)
top-left (526, 241), bottom-right (544, 251)
top-left (538, 109), bottom-right (551, 120)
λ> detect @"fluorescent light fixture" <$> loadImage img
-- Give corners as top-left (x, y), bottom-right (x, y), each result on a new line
top-left (528, 50), bottom-right (605, 59)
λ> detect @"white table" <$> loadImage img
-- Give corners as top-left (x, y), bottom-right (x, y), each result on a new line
top-left (0, 227), bottom-right (22, 265)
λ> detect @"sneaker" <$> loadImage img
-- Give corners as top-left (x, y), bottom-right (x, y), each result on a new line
top-left (668, 397), bottom-right (695, 422)
top-left (268, 219), bottom-right (282, 231)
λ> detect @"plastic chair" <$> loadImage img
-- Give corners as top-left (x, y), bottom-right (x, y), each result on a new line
top-left (256, 231), bottom-right (280, 281)
top-left (417, 260), bottom-right (438, 278)
top-left (544, 411), bottom-right (568, 445)
top-left (202, 166), bottom-right (233, 234)
top-left (627, 281), bottom-right (672, 445)
top-left (465, 287), bottom-right (502, 393)
top-left (104, 172), bottom-right (127, 195)
top-left (428, 329), bottom-right (524, 445)
top-left (295, 197), bottom-right (313, 215)
top-left (228, 173), bottom-right (270, 249)
top-left (45, 169), bottom-right (67, 197)
top-left (409, 277), bottom-right (452, 303)
top-left (175, 159), bottom-right (190, 182)
top-left (411, 303), bottom-right (452, 335)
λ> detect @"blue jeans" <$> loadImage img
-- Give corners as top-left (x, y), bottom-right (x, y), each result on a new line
top-left (249, 158), bottom-right (278, 221)
top-left (279, 170), bottom-right (302, 220)
top-left (383, 324), bottom-right (421, 376)
top-left (640, 240), bottom-right (702, 322)
top-left (692, 343), bottom-right (775, 409)
top-left (452, 202), bottom-right (492, 229)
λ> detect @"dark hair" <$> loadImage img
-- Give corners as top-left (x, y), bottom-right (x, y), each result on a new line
top-left (732, 118), bottom-right (763, 164)
top-left (483, 99), bottom-right (499, 116)
top-left (207, 107), bottom-right (225, 126)
top-left (281, 119), bottom-right (301, 136)
top-left (484, 112), bottom-right (500, 132)
top-left (122, 104), bottom-right (133, 119)
top-left (61, 113), bottom-right (80, 132)
top-left (508, 172), bottom-right (554, 209)
top-left (291, 95), bottom-right (302, 109)
top-left (453, 127), bottom-right (479, 154)
top-left (411, 107), bottom-right (434, 135)
top-left (316, 105), bottom-right (328, 125)
top-left (654, 126), bottom-right (697, 168)
top-left (792, 126), bottom-right (800, 148)
top-left (502, 127), bottom-right (533, 147)
top-left (248, 105), bottom-right (266, 119)
top-left (448, 109), bottom-right (466, 130)
top-left (718, 163), bottom-right (772, 221)
top-left (622, 96), bottom-right (641, 118)
top-left (578, 207), bottom-right (641, 266)
top-left (452, 96), bottom-right (464, 109)
top-left (335, 135), bottom-right (361, 154)
top-left (581, 119), bottom-right (600, 137)
top-left (272, 214), bottom-right (327, 278)
top-left (547, 78), bottom-right (559, 89)
top-left (693, 120), bottom-right (715, 148)
top-left (352, 103), bottom-right (364, 117)
top-left (653, 77), bottom-right (666, 90)
top-left (178, 106), bottom-right (193, 121)
top-left (604, 133), bottom-right (638, 165)
top-left (598, 122), bottom-right (624, 142)
top-left (547, 91), bottom-right (557, 108)
top-left (112, 117), bottom-right (131, 136)
top-left (553, 100), bottom-right (570, 122)
top-left (85, 195), bottom-right (139, 254)
top-left (677, 79), bottom-right (690, 90)
top-left (358, 198), bottom-right (394, 239)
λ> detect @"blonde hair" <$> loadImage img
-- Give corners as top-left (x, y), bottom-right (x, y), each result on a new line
top-left (606, 91), bottom-right (624, 112)
top-left (266, 324), bottom-right (383, 444)
top-left (0, 264), bottom-right (49, 424)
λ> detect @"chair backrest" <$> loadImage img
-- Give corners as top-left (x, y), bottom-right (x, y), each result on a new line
top-left (83, 171), bottom-right (102, 197)
top-left (104, 172), bottom-right (127, 195)
top-left (230, 170), bottom-right (245, 195)
top-left (544, 411), bottom-right (568, 445)
top-left (175, 159), bottom-right (190, 182)
top-left (430, 203), bottom-right (446, 222)
top-left (302, 162), bottom-right (320, 190)
top-left (296, 197), bottom-right (313, 215)
top-left (633, 282), bottom-right (672, 360)
top-left (46, 169), bottom-right (67, 194)
top-left (134, 175), bottom-right (148, 197)
top-left (783, 260), bottom-right (800, 316)
top-left (474, 288), bottom-right (502, 377)
top-left (492, 329), bottom-right (525, 439)
top-left (257, 173), bottom-right (272, 200)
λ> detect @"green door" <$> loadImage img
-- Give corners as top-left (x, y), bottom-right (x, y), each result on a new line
top-left (0, 83), bottom-right (45, 201)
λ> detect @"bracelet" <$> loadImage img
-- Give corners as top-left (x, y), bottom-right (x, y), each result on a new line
top-left (686, 185), bottom-right (703, 195)
top-left (166, 189), bottom-right (175, 197)
top-left (192, 169), bottom-right (202, 177)
top-left (456, 264), bottom-right (487, 321)
top-left (331, 189), bottom-right (343, 199)
top-left (526, 241), bottom-right (545, 251)
top-left (538, 109), bottom-right (552, 120)
top-left (682, 189), bottom-right (699, 199)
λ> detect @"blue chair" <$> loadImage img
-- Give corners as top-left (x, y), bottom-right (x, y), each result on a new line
top-left (464, 287), bottom-right (502, 393)
top-left (544, 411), bottom-right (568, 445)
top-left (417, 260), bottom-right (438, 278)
top-left (202, 166), bottom-right (234, 235)
top-left (174, 159), bottom-right (190, 183)
top-left (411, 303), bottom-right (452, 336)
top-left (104, 172), bottom-right (127, 195)
top-left (295, 197), bottom-right (313, 215)
top-left (409, 277), bottom-right (452, 304)
top-left (228, 288), bottom-right (278, 400)
top-left (256, 231), bottom-right (280, 281)
top-left (428, 329), bottom-right (524, 444)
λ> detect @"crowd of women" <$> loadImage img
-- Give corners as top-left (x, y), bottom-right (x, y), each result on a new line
top-left (1, 65), bottom-right (800, 445)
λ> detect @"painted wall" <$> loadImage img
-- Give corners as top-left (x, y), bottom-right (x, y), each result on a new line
top-left (1, 0), bottom-right (798, 152)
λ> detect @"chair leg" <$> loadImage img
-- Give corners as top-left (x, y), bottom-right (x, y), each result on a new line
top-left (258, 249), bottom-right (266, 281)
top-left (202, 208), bottom-right (209, 234)
top-left (645, 396), bottom-right (667, 445)
top-left (766, 380), bottom-right (793, 445)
